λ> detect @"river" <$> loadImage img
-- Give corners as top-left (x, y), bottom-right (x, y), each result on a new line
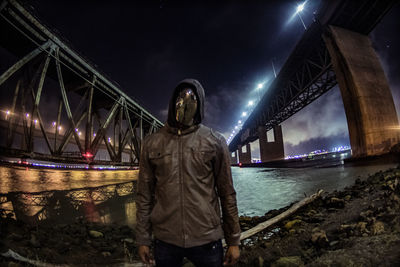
top-left (0, 163), bottom-right (397, 225)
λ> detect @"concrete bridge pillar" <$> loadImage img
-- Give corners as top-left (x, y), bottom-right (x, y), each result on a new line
top-left (230, 150), bottom-right (238, 165)
top-left (323, 25), bottom-right (400, 157)
top-left (238, 143), bottom-right (251, 164)
top-left (258, 125), bottom-right (285, 162)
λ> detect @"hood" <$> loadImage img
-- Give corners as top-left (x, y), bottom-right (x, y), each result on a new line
top-left (167, 78), bottom-right (205, 128)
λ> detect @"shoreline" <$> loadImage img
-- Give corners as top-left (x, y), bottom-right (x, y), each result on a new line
top-left (1, 165), bottom-right (400, 266)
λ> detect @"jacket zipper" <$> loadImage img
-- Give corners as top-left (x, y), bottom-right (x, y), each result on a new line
top-left (178, 129), bottom-right (186, 246)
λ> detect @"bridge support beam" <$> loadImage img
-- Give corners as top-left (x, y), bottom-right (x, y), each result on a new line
top-left (230, 150), bottom-right (238, 165)
top-left (323, 25), bottom-right (400, 157)
top-left (238, 144), bottom-right (251, 164)
top-left (258, 125), bottom-right (284, 162)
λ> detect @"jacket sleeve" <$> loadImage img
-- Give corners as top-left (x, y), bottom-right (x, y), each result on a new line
top-left (135, 139), bottom-right (155, 246)
top-left (214, 134), bottom-right (241, 246)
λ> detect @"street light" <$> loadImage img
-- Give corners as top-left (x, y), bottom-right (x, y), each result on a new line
top-left (295, 2), bottom-right (307, 30)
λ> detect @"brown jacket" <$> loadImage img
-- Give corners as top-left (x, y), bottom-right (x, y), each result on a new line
top-left (135, 79), bottom-right (241, 248)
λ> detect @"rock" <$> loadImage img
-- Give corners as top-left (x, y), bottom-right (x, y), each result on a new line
top-left (329, 240), bottom-right (339, 247)
top-left (89, 230), bottom-right (104, 238)
top-left (102, 251), bottom-right (111, 257)
top-left (258, 256), bottom-right (264, 267)
top-left (284, 219), bottom-right (302, 230)
top-left (356, 222), bottom-right (369, 234)
top-left (344, 195), bottom-right (351, 201)
top-left (9, 233), bottom-right (23, 241)
top-left (261, 241), bottom-right (273, 248)
top-left (122, 238), bottom-right (134, 243)
top-left (29, 234), bottom-right (40, 248)
top-left (328, 197), bottom-right (345, 208)
top-left (360, 210), bottom-right (373, 220)
top-left (183, 262), bottom-right (196, 267)
top-left (271, 256), bottom-right (304, 267)
top-left (372, 221), bottom-right (385, 235)
top-left (311, 228), bottom-right (329, 247)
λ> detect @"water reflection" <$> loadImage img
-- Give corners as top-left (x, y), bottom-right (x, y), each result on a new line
top-left (0, 166), bottom-right (138, 193)
top-left (0, 181), bottom-right (137, 225)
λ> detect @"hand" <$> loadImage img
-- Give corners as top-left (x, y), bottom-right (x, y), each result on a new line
top-left (224, 245), bottom-right (240, 266)
top-left (138, 245), bottom-right (155, 266)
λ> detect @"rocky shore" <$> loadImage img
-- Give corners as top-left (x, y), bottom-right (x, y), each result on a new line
top-left (237, 165), bottom-right (400, 266)
top-left (1, 165), bottom-right (400, 266)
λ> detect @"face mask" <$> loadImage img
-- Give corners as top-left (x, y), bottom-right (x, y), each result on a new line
top-left (175, 88), bottom-right (198, 126)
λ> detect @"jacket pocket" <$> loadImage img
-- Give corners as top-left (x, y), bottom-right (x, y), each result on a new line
top-left (207, 202), bottom-right (220, 227)
top-left (191, 148), bottom-right (215, 180)
top-left (149, 151), bottom-right (173, 184)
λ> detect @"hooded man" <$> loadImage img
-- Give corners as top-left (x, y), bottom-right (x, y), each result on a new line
top-left (136, 79), bottom-right (241, 266)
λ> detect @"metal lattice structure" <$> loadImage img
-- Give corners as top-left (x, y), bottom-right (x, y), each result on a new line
top-left (229, 0), bottom-right (396, 151)
top-left (0, 0), bottom-right (163, 164)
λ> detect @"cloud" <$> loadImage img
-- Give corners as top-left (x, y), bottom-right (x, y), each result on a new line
top-left (282, 86), bottom-right (349, 147)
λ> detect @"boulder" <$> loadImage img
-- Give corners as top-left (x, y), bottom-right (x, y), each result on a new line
top-left (284, 219), bottom-right (302, 230)
top-left (271, 256), bottom-right (304, 267)
top-left (89, 230), bottom-right (104, 238)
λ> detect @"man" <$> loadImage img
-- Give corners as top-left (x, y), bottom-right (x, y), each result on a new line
top-left (136, 79), bottom-right (241, 266)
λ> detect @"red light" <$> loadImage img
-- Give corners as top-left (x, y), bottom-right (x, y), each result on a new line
top-left (239, 162), bottom-right (242, 167)
top-left (83, 152), bottom-right (93, 158)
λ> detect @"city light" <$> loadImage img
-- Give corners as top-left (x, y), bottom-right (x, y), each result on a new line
top-left (26, 113), bottom-right (29, 118)
top-left (238, 120), bottom-right (242, 124)
top-left (235, 126), bottom-right (238, 129)
top-left (58, 126), bottom-right (62, 131)
top-left (248, 100), bottom-right (254, 106)
top-left (75, 128), bottom-right (78, 132)
top-left (52, 121), bottom-right (56, 126)
top-left (6, 110), bottom-right (10, 115)
top-left (78, 131), bottom-right (82, 136)
top-left (34, 119), bottom-right (38, 124)
top-left (257, 83), bottom-right (264, 89)
top-left (241, 112), bottom-right (247, 117)
top-left (93, 133), bottom-right (96, 137)
top-left (108, 137), bottom-right (111, 143)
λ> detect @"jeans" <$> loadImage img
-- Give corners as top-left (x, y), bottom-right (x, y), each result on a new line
top-left (154, 239), bottom-right (223, 267)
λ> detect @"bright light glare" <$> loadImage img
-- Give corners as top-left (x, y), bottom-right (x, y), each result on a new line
top-left (78, 131), bottom-right (82, 136)
top-left (242, 112), bottom-right (247, 117)
top-left (34, 120), bottom-right (38, 124)
top-left (235, 126), bottom-right (238, 129)
top-left (26, 113), bottom-right (29, 118)
top-left (296, 2), bottom-right (305, 13)
top-left (257, 83), bottom-right (263, 89)
top-left (52, 122), bottom-right (56, 126)
top-left (248, 100), bottom-right (254, 106)
top-left (58, 126), bottom-right (62, 130)
top-left (238, 120), bottom-right (242, 124)
top-left (6, 110), bottom-right (10, 115)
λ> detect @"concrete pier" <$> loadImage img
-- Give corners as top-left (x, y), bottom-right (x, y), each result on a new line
top-left (323, 25), bottom-right (400, 157)
top-left (238, 143), bottom-right (251, 164)
top-left (258, 125), bottom-right (285, 162)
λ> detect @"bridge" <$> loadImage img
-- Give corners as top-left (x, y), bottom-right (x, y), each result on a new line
top-left (0, 0), bottom-right (163, 165)
top-left (228, 0), bottom-right (400, 164)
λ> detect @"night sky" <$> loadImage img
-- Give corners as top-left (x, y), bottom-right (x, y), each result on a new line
top-left (20, 0), bottom-right (400, 157)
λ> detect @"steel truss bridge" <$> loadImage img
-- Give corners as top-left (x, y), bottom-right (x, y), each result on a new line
top-left (229, 0), bottom-right (396, 152)
top-left (0, 0), bottom-right (163, 165)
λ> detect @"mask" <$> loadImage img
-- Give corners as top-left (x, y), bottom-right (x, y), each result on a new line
top-left (175, 88), bottom-right (198, 126)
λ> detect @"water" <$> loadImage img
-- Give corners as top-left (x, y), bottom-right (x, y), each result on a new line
top-left (0, 163), bottom-right (397, 225)
top-left (233, 164), bottom-right (397, 216)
